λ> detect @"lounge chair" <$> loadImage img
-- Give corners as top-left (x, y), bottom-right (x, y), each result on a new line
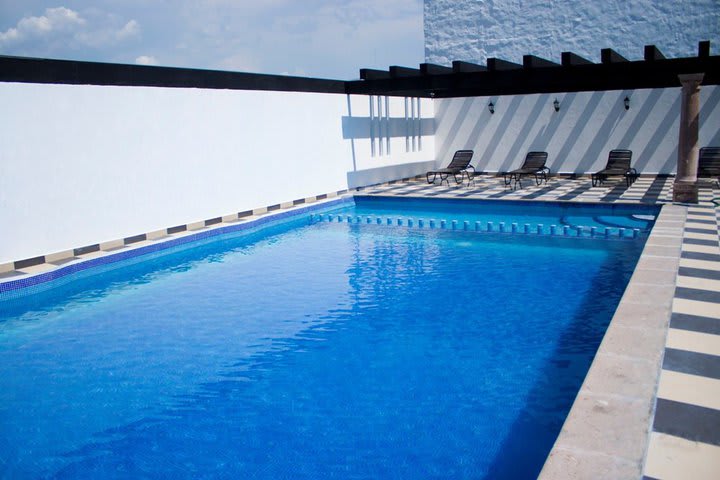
top-left (698, 146), bottom-right (720, 185)
top-left (426, 150), bottom-right (475, 186)
top-left (591, 149), bottom-right (638, 187)
top-left (502, 151), bottom-right (549, 189)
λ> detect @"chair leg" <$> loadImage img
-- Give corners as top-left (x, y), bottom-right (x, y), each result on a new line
top-left (463, 170), bottom-right (473, 187)
top-left (427, 172), bottom-right (436, 184)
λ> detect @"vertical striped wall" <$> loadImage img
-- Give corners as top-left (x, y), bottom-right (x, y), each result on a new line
top-left (433, 86), bottom-right (720, 174)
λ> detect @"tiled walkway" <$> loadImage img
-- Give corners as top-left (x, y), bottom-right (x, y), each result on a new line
top-left (643, 187), bottom-right (720, 480)
top-left (360, 174), bottom-right (676, 203)
top-left (361, 174), bottom-right (720, 480)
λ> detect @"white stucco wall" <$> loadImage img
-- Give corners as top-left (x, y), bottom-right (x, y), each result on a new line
top-left (425, 0), bottom-right (720, 65)
top-left (0, 83), bottom-right (433, 264)
top-left (345, 95), bottom-right (435, 186)
top-left (433, 86), bottom-right (720, 174)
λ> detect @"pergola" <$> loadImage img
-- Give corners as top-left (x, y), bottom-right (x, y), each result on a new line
top-left (1, 41), bottom-right (717, 202)
top-left (348, 41), bottom-right (718, 202)
top-left (348, 41), bottom-right (717, 98)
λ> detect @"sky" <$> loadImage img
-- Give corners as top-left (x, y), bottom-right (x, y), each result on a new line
top-left (0, 1), bottom-right (425, 79)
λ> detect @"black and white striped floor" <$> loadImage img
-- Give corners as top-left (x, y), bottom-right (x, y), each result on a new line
top-left (643, 188), bottom-right (720, 480)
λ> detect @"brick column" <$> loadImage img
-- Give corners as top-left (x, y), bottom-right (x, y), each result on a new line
top-left (673, 73), bottom-right (704, 203)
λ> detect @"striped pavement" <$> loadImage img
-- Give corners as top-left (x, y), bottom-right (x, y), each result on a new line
top-left (642, 187), bottom-right (720, 480)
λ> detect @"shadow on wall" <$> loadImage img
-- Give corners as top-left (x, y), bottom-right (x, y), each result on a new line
top-left (341, 98), bottom-right (436, 188)
top-left (702, 86), bottom-right (720, 147)
top-left (565, 90), bottom-right (632, 173)
top-left (434, 87), bottom-right (720, 175)
top-left (341, 116), bottom-right (435, 140)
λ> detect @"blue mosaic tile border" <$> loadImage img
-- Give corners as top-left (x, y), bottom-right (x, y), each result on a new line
top-left (0, 196), bottom-right (351, 298)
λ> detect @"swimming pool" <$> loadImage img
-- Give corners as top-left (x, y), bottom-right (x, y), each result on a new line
top-left (0, 197), bottom-right (653, 478)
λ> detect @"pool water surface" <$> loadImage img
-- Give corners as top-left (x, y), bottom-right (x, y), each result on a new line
top-left (0, 202), bottom-right (648, 479)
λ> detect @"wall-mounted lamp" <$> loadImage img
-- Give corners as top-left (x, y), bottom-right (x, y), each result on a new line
top-left (553, 98), bottom-right (560, 112)
top-left (488, 101), bottom-right (495, 114)
top-left (624, 96), bottom-right (630, 110)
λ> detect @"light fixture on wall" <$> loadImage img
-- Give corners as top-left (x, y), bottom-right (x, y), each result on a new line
top-left (488, 101), bottom-right (495, 114)
top-left (553, 98), bottom-right (560, 112)
top-left (624, 96), bottom-right (630, 110)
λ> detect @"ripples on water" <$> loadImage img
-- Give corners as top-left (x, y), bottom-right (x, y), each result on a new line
top-left (0, 221), bottom-right (644, 479)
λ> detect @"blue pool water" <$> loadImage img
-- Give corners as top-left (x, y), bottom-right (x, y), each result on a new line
top-left (0, 200), bottom-right (649, 479)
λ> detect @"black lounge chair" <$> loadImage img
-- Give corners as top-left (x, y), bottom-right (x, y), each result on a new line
top-left (502, 151), bottom-right (549, 189)
top-left (591, 149), bottom-right (638, 187)
top-left (426, 150), bottom-right (475, 186)
top-left (698, 146), bottom-right (720, 185)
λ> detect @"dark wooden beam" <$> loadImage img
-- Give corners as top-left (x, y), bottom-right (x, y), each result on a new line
top-left (561, 52), bottom-right (594, 66)
top-left (360, 68), bottom-right (391, 80)
top-left (699, 40), bottom-right (711, 57)
top-left (346, 54), bottom-right (720, 98)
top-left (452, 61), bottom-right (487, 73)
top-left (0, 55), bottom-right (347, 94)
top-left (601, 48), bottom-right (629, 64)
top-left (523, 55), bottom-right (560, 68)
top-left (389, 66), bottom-right (421, 77)
top-left (644, 45), bottom-right (665, 61)
top-left (420, 63), bottom-right (453, 75)
top-left (5, 46), bottom-right (718, 101)
top-left (487, 58), bottom-right (523, 71)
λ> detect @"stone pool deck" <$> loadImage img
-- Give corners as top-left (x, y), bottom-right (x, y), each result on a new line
top-left (359, 174), bottom-right (720, 480)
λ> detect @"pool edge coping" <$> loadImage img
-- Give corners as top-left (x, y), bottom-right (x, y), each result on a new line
top-left (537, 202), bottom-right (686, 479)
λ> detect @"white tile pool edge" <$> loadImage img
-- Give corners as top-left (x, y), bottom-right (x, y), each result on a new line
top-left (538, 203), bottom-right (686, 479)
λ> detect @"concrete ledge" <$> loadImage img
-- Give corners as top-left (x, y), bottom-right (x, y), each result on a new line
top-left (538, 204), bottom-right (687, 480)
top-left (346, 161), bottom-right (435, 189)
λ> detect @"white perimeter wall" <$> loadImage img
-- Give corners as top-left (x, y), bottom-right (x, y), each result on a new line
top-left (0, 83), bottom-right (434, 264)
top-left (433, 86), bottom-right (720, 174)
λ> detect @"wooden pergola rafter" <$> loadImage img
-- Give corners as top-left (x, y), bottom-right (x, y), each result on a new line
top-left (347, 41), bottom-right (719, 98)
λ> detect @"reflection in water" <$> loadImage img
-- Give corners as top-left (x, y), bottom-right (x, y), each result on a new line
top-left (0, 223), bottom-right (644, 479)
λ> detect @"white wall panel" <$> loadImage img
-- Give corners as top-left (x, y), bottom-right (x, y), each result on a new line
top-left (0, 84), bottom-right (433, 263)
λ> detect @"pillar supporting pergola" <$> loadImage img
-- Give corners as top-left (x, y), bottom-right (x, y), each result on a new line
top-left (673, 73), bottom-right (704, 203)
